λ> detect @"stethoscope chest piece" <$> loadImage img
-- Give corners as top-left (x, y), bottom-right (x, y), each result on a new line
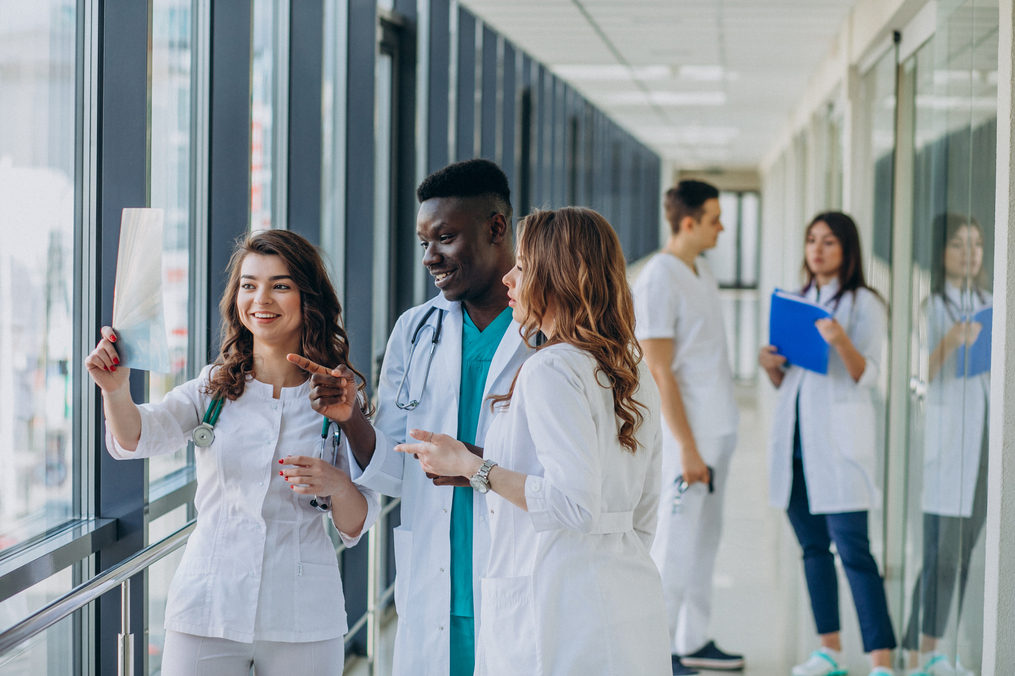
top-left (193, 397), bottom-right (225, 448)
top-left (193, 423), bottom-right (215, 447)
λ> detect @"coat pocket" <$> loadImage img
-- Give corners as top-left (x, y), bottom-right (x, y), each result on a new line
top-left (297, 561), bottom-right (345, 630)
top-left (164, 555), bottom-right (213, 626)
top-left (392, 527), bottom-right (413, 615)
top-left (477, 576), bottom-right (539, 676)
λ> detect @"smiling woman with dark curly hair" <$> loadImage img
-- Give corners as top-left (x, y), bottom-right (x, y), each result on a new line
top-left (398, 207), bottom-right (671, 675)
top-left (84, 229), bottom-right (378, 676)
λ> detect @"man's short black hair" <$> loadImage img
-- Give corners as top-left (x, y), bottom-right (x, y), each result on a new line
top-left (416, 158), bottom-right (513, 220)
top-left (664, 180), bottom-right (719, 234)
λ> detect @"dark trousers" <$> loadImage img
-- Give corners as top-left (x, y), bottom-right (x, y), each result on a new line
top-left (786, 459), bottom-right (897, 652)
top-left (902, 446), bottom-right (989, 649)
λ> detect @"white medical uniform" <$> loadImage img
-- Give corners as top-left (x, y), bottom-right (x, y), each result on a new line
top-left (106, 365), bottom-right (380, 645)
top-left (633, 252), bottom-right (739, 655)
top-left (767, 281), bottom-right (887, 513)
top-left (347, 295), bottom-right (531, 676)
top-left (476, 345), bottom-right (670, 676)
top-left (922, 282), bottom-right (991, 518)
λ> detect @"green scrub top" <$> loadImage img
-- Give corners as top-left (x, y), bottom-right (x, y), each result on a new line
top-left (449, 306), bottom-right (513, 675)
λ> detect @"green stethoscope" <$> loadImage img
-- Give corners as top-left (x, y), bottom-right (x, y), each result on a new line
top-left (193, 398), bottom-right (340, 512)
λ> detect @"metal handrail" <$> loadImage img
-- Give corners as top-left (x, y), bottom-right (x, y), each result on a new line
top-left (0, 520), bottom-right (196, 659)
top-left (0, 495), bottom-right (403, 674)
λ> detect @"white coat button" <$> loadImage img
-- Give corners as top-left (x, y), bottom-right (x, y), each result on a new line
top-left (438, 625), bottom-right (444, 631)
top-left (440, 567), bottom-right (444, 572)
top-left (480, 516), bottom-right (486, 522)
top-left (259, 481), bottom-right (264, 487)
top-left (443, 508), bottom-right (448, 514)
top-left (254, 524), bottom-right (260, 530)
top-left (272, 403), bottom-right (278, 410)
top-left (532, 481), bottom-right (542, 492)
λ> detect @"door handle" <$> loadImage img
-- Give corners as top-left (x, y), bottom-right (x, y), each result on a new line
top-left (909, 376), bottom-right (927, 400)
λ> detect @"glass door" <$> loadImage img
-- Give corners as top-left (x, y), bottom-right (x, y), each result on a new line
top-left (901, 2), bottom-right (998, 672)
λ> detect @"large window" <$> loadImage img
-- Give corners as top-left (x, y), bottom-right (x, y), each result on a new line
top-left (0, 0), bottom-right (78, 551)
top-left (148, 0), bottom-right (195, 485)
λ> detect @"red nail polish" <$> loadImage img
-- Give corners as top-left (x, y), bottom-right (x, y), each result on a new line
top-left (278, 459), bottom-right (283, 464)
top-left (113, 358), bottom-right (119, 365)
top-left (110, 366), bottom-right (116, 372)
top-left (279, 471), bottom-right (283, 476)
top-left (110, 334), bottom-right (116, 342)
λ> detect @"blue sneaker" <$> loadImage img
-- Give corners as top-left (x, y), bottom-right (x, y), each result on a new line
top-left (672, 655), bottom-right (700, 675)
top-left (681, 640), bottom-right (745, 671)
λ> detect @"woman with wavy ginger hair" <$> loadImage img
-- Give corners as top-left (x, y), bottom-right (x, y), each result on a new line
top-left (86, 229), bottom-right (379, 676)
top-left (398, 208), bottom-right (671, 675)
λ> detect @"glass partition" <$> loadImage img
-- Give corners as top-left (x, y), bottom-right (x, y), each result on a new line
top-left (0, 0), bottom-right (78, 551)
top-left (901, 1), bottom-right (998, 672)
top-left (148, 0), bottom-right (195, 485)
top-left (251, 0), bottom-right (276, 231)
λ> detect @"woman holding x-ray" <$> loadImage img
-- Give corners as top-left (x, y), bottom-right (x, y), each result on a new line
top-left (85, 230), bottom-right (379, 676)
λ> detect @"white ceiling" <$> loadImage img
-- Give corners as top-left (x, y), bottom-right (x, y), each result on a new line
top-left (460, 0), bottom-right (859, 169)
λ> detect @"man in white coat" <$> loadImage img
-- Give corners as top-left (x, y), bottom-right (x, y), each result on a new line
top-left (634, 180), bottom-right (745, 675)
top-left (308, 159), bottom-right (530, 676)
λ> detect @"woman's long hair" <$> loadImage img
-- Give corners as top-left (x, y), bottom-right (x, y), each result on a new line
top-left (205, 229), bottom-right (369, 410)
top-left (492, 208), bottom-right (646, 453)
top-left (801, 211), bottom-right (872, 303)
top-left (931, 212), bottom-right (989, 295)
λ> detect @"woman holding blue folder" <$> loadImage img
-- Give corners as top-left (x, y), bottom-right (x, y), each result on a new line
top-left (902, 213), bottom-right (991, 675)
top-left (758, 212), bottom-right (895, 676)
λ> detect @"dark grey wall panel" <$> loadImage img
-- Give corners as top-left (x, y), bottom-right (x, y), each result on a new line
top-left (426, 0), bottom-right (450, 174)
top-left (501, 41), bottom-right (517, 210)
top-left (455, 7), bottom-right (476, 161)
top-left (480, 25), bottom-right (497, 161)
top-left (208, 0), bottom-right (252, 361)
top-left (342, 0), bottom-right (378, 653)
top-left (288, 0), bottom-right (324, 245)
top-left (95, 4), bottom-right (149, 673)
top-left (344, 0), bottom-right (375, 384)
top-left (534, 65), bottom-right (546, 209)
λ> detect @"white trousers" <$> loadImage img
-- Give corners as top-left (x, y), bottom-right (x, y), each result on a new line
top-left (650, 433), bottom-right (736, 655)
top-left (161, 630), bottom-right (345, 676)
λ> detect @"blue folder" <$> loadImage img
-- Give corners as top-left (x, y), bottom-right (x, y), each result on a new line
top-left (769, 290), bottom-right (832, 374)
top-left (956, 306), bottom-right (992, 378)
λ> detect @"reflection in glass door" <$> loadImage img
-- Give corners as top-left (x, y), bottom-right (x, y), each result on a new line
top-left (901, 2), bottom-right (998, 672)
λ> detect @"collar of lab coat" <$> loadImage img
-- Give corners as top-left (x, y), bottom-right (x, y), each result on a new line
top-left (806, 278), bottom-right (842, 306)
top-left (425, 294), bottom-right (530, 404)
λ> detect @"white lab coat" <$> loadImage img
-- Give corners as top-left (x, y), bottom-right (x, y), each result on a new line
top-left (347, 295), bottom-right (532, 676)
top-left (476, 345), bottom-right (670, 676)
top-left (921, 284), bottom-right (991, 517)
top-left (106, 365), bottom-right (381, 643)
top-left (768, 282), bottom-right (887, 514)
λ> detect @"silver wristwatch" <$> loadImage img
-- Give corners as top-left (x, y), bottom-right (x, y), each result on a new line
top-left (469, 459), bottom-right (498, 494)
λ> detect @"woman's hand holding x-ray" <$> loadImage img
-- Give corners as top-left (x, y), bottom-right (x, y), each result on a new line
top-left (287, 354), bottom-right (358, 422)
top-left (395, 430), bottom-right (484, 480)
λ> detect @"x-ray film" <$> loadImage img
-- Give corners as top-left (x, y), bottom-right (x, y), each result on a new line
top-left (111, 208), bottom-right (171, 373)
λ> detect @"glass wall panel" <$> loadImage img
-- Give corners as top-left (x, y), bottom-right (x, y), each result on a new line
top-left (901, 2), bottom-right (997, 672)
top-left (148, 0), bottom-right (195, 484)
top-left (146, 505), bottom-right (190, 675)
top-left (251, 0), bottom-right (275, 230)
top-left (0, 567), bottom-right (73, 675)
top-left (0, 0), bottom-right (77, 550)
top-left (856, 46), bottom-right (898, 566)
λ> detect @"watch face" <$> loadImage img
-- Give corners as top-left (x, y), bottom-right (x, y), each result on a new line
top-left (470, 476), bottom-right (489, 493)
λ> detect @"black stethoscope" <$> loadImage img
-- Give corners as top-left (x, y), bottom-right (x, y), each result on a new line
top-left (395, 306), bottom-right (447, 411)
top-left (193, 399), bottom-right (340, 512)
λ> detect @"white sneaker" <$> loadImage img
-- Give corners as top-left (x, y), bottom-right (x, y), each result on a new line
top-left (918, 653), bottom-right (974, 676)
top-left (792, 648), bottom-right (847, 676)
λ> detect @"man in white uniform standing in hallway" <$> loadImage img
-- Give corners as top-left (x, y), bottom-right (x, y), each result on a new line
top-left (634, 180), bottom-right (745, 675)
